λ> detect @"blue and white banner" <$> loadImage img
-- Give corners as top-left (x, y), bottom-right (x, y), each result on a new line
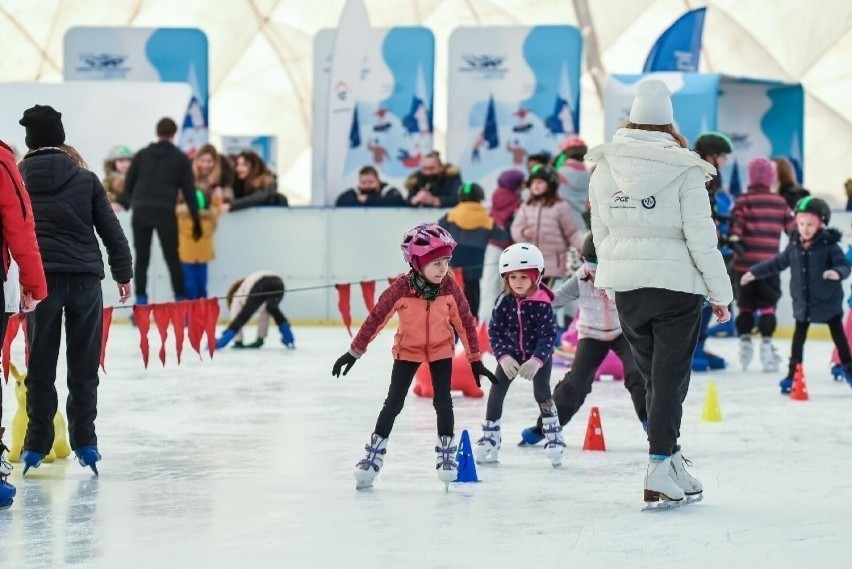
top-left (221, 136), bottom-right (279, 173)
top-left (313, 26), bottom-right (435, 205)
top-left (605, 73), bottom-right (804, 192)
top-left (643, 8), bottom-right (706, 73)
top-left (447, 26), bottom-right (582, 195)
top-left (64, 27), bottom-right (209, 157)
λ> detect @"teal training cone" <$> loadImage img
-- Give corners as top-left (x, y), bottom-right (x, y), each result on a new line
top-left (454, 430), bottom-right (479, 483)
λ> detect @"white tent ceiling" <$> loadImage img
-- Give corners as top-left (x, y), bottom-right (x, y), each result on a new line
top-left (1, 0), bottom-right (850, 205)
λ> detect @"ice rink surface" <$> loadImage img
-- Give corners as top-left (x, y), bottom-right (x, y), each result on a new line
top-left (1, 324), bottom-right (851, 568)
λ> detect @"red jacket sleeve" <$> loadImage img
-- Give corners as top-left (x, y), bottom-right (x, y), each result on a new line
top-left (0, 145), bottom-right (47, 299)
top-left (350, 277), bottom-right (406, 356)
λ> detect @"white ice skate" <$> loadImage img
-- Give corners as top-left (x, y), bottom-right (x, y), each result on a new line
top-left (739, 336), bottom-right (753, 371)
top-left (642, 456), bottom-right (685, 511)
top-left (541, 416), bottom-right (566, 468)
top-left (759, 338), bottom-right (782, 373)
top-left (353, 433), bottom-right (388, 490)
top-left (670, 450), bottom-right (703, 504)
top-left (0, 445), bottom-right (11, 477)
top-left (435, 435), bottom-right (458, 491)
top-left (473, 420), bottom-right (501, 464)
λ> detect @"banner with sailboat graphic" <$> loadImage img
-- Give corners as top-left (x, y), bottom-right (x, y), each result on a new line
top-left (605, 73), bottom-right (804, 194)
top-left (313, 27), bottom-right (435, 205)
top-left (64, 27), bottom-right (209, 157)
top-left (446, 26), bottom-right (583, 196)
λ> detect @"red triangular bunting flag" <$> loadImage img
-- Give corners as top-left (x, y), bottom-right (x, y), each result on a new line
top-left (453, 267), bottom-right (465, 294)
top-left (133, 304), bottom-right (153, 368)
top-left (170, 301), bottom-right (188, 364)
top-left (360, 280), bottom-right (376, 312)
top-left (100, 307), bottom-right (113, 373)
top-left (2, 314), bottom-right (21, 383)
top-left (335, 283), bottom-right (352, 337)
top-left (205, 298), bottom-right (220, 358)
top-left (152, 303), bottom-right (172, 366)
top-left (188, 299), bottom-right (206, 358)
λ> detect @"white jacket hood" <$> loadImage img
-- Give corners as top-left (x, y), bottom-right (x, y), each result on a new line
top-left (587, 129), bottom-right (715, 200)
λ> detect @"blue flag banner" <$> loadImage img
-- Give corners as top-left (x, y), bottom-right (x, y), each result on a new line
top-left (643, 7), bottom-right (706, 72)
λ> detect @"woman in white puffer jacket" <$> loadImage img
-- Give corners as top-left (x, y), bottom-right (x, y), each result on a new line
top-left (587, 79), bottom-right (733, 510)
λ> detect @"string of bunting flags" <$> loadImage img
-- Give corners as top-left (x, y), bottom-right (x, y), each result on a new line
top-left (1, 267), bottom-right (468, 377)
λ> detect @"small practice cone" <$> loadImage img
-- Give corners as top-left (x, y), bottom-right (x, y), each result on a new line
top-left (454, 430), bottom-right (479, 483)
top-left (701, 381), bottom-right (723, 422)
top-left (791, 364), bottom-right (809, 401)
top-left (582, 406), bottom-right (606, 451)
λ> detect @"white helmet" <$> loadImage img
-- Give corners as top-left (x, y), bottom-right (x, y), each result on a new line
top-left (499, 243), bottom-right (545, 282)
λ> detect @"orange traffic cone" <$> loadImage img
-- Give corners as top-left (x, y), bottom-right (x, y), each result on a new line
top-left (790, 363), bottom-right (809, 401)
top-left (476, 321), bottom-right (492, 355)
top-left (582, 406), bottom-right (606, 451)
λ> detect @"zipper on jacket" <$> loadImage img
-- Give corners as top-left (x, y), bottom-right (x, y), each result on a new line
top-left (425, 301), bottom-right (431, 361)
top-left (516, 297), bottom-right (526, 361)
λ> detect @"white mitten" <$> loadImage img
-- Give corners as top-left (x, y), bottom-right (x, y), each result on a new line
top-left (499, 356), bottom-right (520, 379)
top-left (517, 358), bottom-right (543, 380)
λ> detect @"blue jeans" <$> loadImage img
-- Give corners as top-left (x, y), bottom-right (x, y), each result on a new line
top-left (181, 263), bottom-right (208, 300)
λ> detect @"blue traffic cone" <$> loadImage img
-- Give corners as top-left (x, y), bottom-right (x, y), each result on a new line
top-left (454, 430), bottom-right (479, 483)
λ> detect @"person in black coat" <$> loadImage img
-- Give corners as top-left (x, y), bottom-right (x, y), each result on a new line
top-left (404, 151), bottom-right (461, 208)
top-left (17, 104), bottom-right (133, 475)
top-left (741, 197), bottom-right (852, 391)
top-left (125, 117), bottom-right (201, 304)
top-left (335, 166), bottom-right (404, 207)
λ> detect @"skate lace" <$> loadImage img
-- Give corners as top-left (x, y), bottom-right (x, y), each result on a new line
top-left (477, 424), bottom-right (500, 446)
top-left (435, 441), bottom-right (457, 469)
top-left (357, 443), bottom-right (386, 472)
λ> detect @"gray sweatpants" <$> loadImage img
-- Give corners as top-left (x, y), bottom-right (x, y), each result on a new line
top-left (486, 357), bottom-right (555, 421)
top-left (615, 288), bottom-right (702, 456)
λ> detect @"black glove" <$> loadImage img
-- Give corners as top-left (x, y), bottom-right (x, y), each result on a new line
top-left (332, 352), bottom-right (357, 378)
top-left (192, 219), bottom-right (203, 241)
top-left (470, 361), bottom-right (498, 387)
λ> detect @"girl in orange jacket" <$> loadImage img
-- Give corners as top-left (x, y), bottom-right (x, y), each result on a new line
top-left (332, 223), bottom-right (497, 490)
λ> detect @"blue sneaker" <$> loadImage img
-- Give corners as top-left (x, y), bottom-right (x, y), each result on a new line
top-left (518, 426), bottom-right (544, 446)
top-left (705, 351), bottom-right (727, 370)
top-left (779, 376), bottom-right (793, 395)
top-left (279, 323), bottom-right (295, 349)
top-left (691, 353), bottom-right (709, 372)
top-left (831, 364), bottom-right (845, 382)
top-left (75, 446), bottom-right (101, 476)
top-left (21, 450), bottom-right (45, 475)
top-left (215, 329), bottom-right (236, 350)
top-left (0, 479), bottom-right (15, 510)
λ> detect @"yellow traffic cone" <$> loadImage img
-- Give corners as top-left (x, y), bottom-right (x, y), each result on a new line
top-left (701, 381), bottom-right (723, 422)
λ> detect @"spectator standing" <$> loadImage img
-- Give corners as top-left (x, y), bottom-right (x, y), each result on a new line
top-left (224, 151), bottom-right (287, 212)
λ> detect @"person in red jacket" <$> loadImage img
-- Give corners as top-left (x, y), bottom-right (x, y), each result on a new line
top-left (331, 223), bottom-right (497, 490)
top-left (0, 138), bottom-right (48, 510)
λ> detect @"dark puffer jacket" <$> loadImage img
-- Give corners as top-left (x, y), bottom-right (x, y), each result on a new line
top-left (751, 228), bottom-right (849, 323)
top-left (488, 285), bottom-right (557, 364)
top-left (19, 149), bottom-right (133, 283)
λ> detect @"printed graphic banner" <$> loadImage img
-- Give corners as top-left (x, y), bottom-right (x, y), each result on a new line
top-left (313, 27), bottom-right (435, 205)
top-left (446, 26), bottom-right (583, 196)
top-left (64, 27), bottom-right (209, 157)
top-left (605, 73), bottom-right (804, 192)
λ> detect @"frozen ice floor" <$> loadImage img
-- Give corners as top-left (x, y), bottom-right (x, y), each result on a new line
top-left (1, 325), bottom-right (852, 568)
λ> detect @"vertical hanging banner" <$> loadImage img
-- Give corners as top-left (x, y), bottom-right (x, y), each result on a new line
top-left (447, 26), bottom-right (582, 196)
top-left (321, 0), bottom-right (372, 206)
top-left (63, 27), bottom-right (209, 157)
top-left (313, 25), bottom-right (435, 205)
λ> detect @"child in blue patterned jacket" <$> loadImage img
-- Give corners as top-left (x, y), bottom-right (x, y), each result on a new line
top-left (474, 243), bottom-right (563, 467)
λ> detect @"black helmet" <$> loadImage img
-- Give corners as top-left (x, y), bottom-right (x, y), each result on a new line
top-left (694, 132), bottom-right (733, 157)
top-left (458, 182), bottom-right (485, 202)
top-left (527, 164), bottom-right (559, 189)
top-left (580, 232), bottom-right (597, 264)
top-left (794, 195), bottom-right (831, 225)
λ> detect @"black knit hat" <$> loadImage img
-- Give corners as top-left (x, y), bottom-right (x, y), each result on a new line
top-left (458, 182), bottom-right (485, 202)
top-left (19, 105), bottom-right (65, 150)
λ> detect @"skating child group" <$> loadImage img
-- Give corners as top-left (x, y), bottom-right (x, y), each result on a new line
top-left (330, 80), bottom-right (852, 510)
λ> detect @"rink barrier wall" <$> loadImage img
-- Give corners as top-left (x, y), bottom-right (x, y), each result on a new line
top-left (101, 208), bottom-right (852, 340)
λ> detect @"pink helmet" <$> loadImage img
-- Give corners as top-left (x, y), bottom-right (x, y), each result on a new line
top-left (401, 223), bottom-right (456, 264)
top-left (559, 135), bottom-right (587, 152)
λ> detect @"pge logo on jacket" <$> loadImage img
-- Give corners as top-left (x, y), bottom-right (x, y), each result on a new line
top-left (610, 191), bottom-right (635, 209)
